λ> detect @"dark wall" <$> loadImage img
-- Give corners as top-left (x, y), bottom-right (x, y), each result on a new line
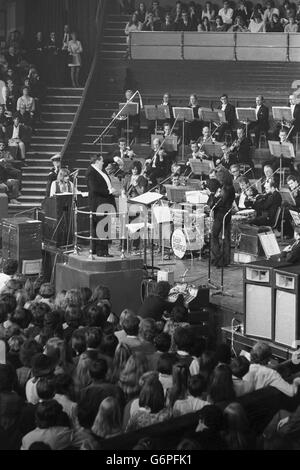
top-left (24, 0), bottom-right (99, 76)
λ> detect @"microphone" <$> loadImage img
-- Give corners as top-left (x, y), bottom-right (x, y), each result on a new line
top-left (138, 91), bottom-right (144, 110)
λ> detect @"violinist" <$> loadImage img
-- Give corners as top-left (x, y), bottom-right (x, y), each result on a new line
top-left (272, 94), bottom-right (300, 141)
top-left (251, 180), bottom-right (282, 227)
top-left (162, 121), bottom-right (178, 163)
top-left (282, 175), bottom-right (300, 238)
top-left (215, 143), bottom-right (238, 170)
top-left (229, 127), bottom-right (254, 171)
top-left (187, 140), bottom-right (211, 161)
top-left (230, 163), bottom-right (242, 194)
top-left (113, 89), bottom-right (140, 142)
top-left (237, 176), bottom-right (258, 210)
top-left (287, 175), bottom-right (300, 208)
top-left (144, 137), bottom-right (168, 187)
top-left (110, 137), bottom-right (135, 174)
top-left (261, 163), bottom-right (280, 193)
top-left (146, 93), bottom-right (174, 143)
top-left (198, 126), bottom-right (214, 146)
top-left (122, 160), bottom-right (148, 198)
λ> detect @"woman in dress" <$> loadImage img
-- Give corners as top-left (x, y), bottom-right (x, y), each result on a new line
top-left (50, 168), bottom-right (74, 197)
top-left (68, 32), bottom-right (83, 88)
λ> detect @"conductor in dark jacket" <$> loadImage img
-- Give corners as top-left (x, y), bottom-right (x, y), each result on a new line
top-left (216, 94), bottom-right (237, 142)
top-left (86, 154), bottom-right (117, 257)
top-left (251, 180), bottom-right (282, 227)
top-left (248, 95), bottom-right (269, 148)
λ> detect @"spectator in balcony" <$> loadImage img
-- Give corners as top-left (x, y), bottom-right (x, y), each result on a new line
top-left (218, 0), bottom-right (234, 29)
top-left (266, 12), bottom-right (284, 30)
top-left (250, 3), bottom-right (264, 21)
top-left (0, 140), bottom-right (22, 187)
top-left (198, 16), bottom-right (211, 31)
top-left (228, 15), bottom-right (249, 31)
top-left (173, 1), bottom-right (184, 27)
top-left (149, 1), bottom-right (164, 21)
top-left (248, 11), bottom-right (265, 32)
top-left (202, 1), bottom-right (216, 25)
top-left (46, 32), bottom-right (60, 85)
top-left (50, 168), bottom-right (74, 197)
top-left (2, 85), bottom-right (15, 119)
top-left (161, 12), bottom-right (175, 31)
top-left (214, 15), bottom-right (227, 31)
top-left (68, 32), bottom-right (83, 88)
top-left (142, 12), bottom-right (162, 31)
top-left (176, 10), bottom-right (193, 31)
top-left (135, 2), bottom-right (147, 23)
top-left (17, 86), bottom-right (35, 122)
top-left (263, 0), bottom-right (280, 28)
top-left (280, 0), bottom-right (296, 20)
top-left (188, 1), bottom-right (201, 30)
top-left (125, 12), bottom-right (142, 58)
top-left (284, 14), bottom-right (299, 30)
top-left (5, 46), bottom-right (19, 70)
top-left (6, 115), bottom-right (27, 162)
top-left (233, 0), bottom-right (251, 25)
top-left (61, 25), bottom-right (71, 86)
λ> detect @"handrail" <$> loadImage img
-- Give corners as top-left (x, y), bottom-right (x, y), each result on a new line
top-left (60, 0), bottom-right (108, 163)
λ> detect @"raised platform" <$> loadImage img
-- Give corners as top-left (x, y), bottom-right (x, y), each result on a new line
top-left (55, 251), bottom-right (144, 316)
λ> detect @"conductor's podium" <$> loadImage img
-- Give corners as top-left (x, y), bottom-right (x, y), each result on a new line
top-left (55, 253), bottom-right (144, 315)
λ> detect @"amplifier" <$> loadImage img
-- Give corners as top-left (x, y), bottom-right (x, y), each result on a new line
top-left (2, 217), bottom-right (42, 272)
top-left (238, 224), bottom-right (272, 257)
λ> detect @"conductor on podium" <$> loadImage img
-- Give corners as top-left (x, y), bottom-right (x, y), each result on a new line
top-left (86, 154), bottom-right (117, 257)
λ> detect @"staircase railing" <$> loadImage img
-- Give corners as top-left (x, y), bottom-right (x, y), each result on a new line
top-left (60, 0), bottom-right (108, 163)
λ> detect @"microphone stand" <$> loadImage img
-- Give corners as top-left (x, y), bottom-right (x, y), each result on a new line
top-left (212, 207), bottom-right (235, 297)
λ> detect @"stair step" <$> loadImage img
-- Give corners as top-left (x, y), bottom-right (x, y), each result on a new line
top-left (102, 43), bottom-right (127, 51)
top-left (42, 103), bottom-right (80, 112)
top-left (103, 35), bottom-right (127, 44)
top-left (47, 87), bottom-right (83, 97)
top-left (31, 137), bottom-right (66, 144)
top-left (30, 143), bottom-right (63, 150)
top-left (41, 113), bottom-right (76, 122)
top-left (35, 121), bottom-right (72, 129)
top-left (44, 96), bottom-right (82, 104)
top-left (33, 129), bottom-right (69, 136)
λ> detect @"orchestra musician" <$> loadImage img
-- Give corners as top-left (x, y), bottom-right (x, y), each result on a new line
top-left (86, 154), bottom-right (117, 257)
top-left (215, 93), bottom-right (237, 142)
top-left (215, 143), bottom-right (238, 170)
top-left (230, 163), bottom-right (242, 194)
top-left (185, 93), bottom-right (202, 143)
top-left (147, 92), bottom-right (174, 143)
top-left (271, 128), bottom-right (296, 174)
top-left (143, 137), bottom-right (169, 187)
top-left (272, 94), bottom-right (300, 141)
top-left (122, 160), bottom-right (148, 198)
top-left (198, 126), bottom-right (214, 146)
top-left (109, 137), bottom-right (135, 174)
top-left (281, 174), bottom-right (300, 238)
top-left (251, 180), bottom-right (282, 227)
top-left (286, 175), bottom-right (300, 208)
top-left (281, 226), bottom-right (300, 264)
top-left (162, 121), bottom-right (179, 163)
top-left (261, 163), bottom-right (280, 193)
top-left (49, 168), bottom-right (74, 197)
top-left (113, 89), bottom-right (140, 142)
top-left (229, 127), bottom-right (254, 171)
top-left (237, 176), bottom-right (258, 210)
top-left (207, 177), bottom-right (235, 268)
top-left (187, 140), bottom-right (211, 161)
top-left (248, 95), bottom-right (269, 148)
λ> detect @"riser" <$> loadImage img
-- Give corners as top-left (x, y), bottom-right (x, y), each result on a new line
top-left (31, 137), bottom-right (66, 145)
top-left (36, 122), bottom-right (72, 130)
top-left (41, 113), bottom-right (76, 122)
top-left (47, 88), bottom-right (83, 97)
top-left (103, 36), bottom-right (127, 44)
top-left (42, 104), bottom-right (80, 113)
top-left (44, 96), bottom-right (82, 105)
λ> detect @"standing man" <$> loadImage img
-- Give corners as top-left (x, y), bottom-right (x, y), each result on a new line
top-left (216, 94), bottom-right (236, 142)
top-left (248, 95), bottom-right (269, 148)
top-left (86, 154), bottom-right (117, 257)
top-left (46, 153), bottom-right (61, 197)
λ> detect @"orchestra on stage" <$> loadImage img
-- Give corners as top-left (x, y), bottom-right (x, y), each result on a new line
top-left (44, 89), bottom-right (300, 265)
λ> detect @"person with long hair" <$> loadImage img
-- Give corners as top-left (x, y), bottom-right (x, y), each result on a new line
top-left (92, 396), bottom-right (122, 439)
top-left (118, 352), bottom-right (149, 401)
top-left (208, 364), bottom-right (236, 404)
top-left (223, 402), bottom-right (256, 450)
top-left (108, 342), bottom-right (132, 384)
top-left (49, 168), bottom-right (74, 197)
top-left (68, 32), bottom-right (83, 88)
top-left (167, 362), bottom-right (190, 407)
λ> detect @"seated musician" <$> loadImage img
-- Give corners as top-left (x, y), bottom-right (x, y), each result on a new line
top-left (281, 226), bottom-right (300, 264)
top-left (251, 180), bottom-right (282, 227)
top-left (113, 89), bottom-right (140, 142)
top-left (147, 92), bottom-right (174, 143)
top-left (198, 126), bottom-right (214, 146)
top-left (0, 140), bottom-right (22, 190)
top-left (230, 163), bottom-right (242, 194)
top-left (110, 137), bottom-right (135, 174)
top-left (144, 137), bottom-right (168, 187)
top-left (187, 140), bottom-right (211, 161)
top-left (237, 176), bottom-right (258, 210)
top-left (281, 174), bottom-right (300, 238)
top-left (215, 143), bottom-right (238, 170)
top-left (261, 163), bottom-right (280, 192)
top-left (50, 168), bottom-right (74, 197)
top-left (248, 95), bottom-right (269, 148)
top-left (229, 127), bottom-right (254, 171)
top-left (271, 128), bottom-right (296, 174)
top-left (272, 94), bottom-right (300, 141)
top-left (122, 160), bottom-right (148, 199)
top-left (286, 175), bottom-right (300, 209)
top-left (215, 93), bottom-right (237, 142)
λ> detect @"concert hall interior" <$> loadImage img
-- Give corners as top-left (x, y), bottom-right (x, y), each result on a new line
top-left (3, 0), bottom-right (300, 453)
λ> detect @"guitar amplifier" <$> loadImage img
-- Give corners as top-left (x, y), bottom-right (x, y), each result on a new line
top-left (2, 217), bottom-right (42, 272)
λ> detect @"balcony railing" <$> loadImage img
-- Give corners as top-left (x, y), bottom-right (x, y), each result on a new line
top-left (129, 31), bottom-right (300, 62)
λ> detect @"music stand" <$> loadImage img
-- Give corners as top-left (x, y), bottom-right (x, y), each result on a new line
top-left (268, 140), bottom-right (294, 188)
top-left (173, 107), bottom-right (194, 161)
top-left (290, 209), bottom-right (300, 226)
top-left (189, 159), bottom-right (214, 182)
top-left (236, 108), bottom-right (257, 137)
top-left (199, 108), bottom-right (220, 134)
top-left (203, 142), bottom-right (223, 160)
top-left (145, 105), bottom-right (170, 134)
top-left (272, 107), bottom-right (293, 129)
top-left (119, 102), bottom-right (139, 147)
top-left (280, 188), bottom-right (296, 206)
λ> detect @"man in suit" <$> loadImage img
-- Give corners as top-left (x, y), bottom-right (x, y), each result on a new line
top-left (281, 226), bottom-right (300, 264)
top-left (144, 137), bottom-right (169, 187)
top-left (45, 154), bottom-right (61, 197)
top-left (216, 94), bottom-right (237, 142)
top-left (248, 95), bottom-right (269, 148)
top-left (114, 89), bottom-right (140, 143)
top-left (251, 180), bottom-right (282, 227)
top-left (273, 94), bottom-right (300, 140)
top-left (231, 127), bottom-right (254, 171)
top-left (86, 154), bottom-right (117, 257)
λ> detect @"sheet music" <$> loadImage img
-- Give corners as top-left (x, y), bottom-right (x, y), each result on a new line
top-left (272, 107), bottom-right (292, 122)
top-left (280, 188), bottom-right (296, 206)
top-left (289, 210), bottom-right (300, 226)
top-left (153, 205), bottom-right (173, 223)
top-left (129, 191), bottom-right (164, 205)
top-left (258, 232), bottom-right (281, 257)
